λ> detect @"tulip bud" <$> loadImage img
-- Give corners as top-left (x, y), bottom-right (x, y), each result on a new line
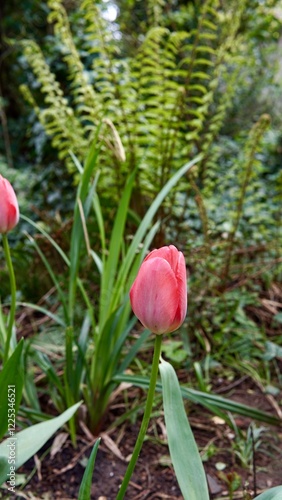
top-left (0, 176), bottom-right (20, 234)
top-left (130, 245), bottom-right (187, 334)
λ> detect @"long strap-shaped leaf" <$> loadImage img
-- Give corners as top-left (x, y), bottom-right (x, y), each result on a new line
top-left (159, 358), bottom-right (209, 500)
top-left (254, 487), bottom-right (282, 500)
top-left (0, 402), bottom-right (81, 486)
top-left (114, 373), bottom-right (281, 426)
top-left (68, 139), bottom-right (101, 323)
top-left (21, 214), bottom-right (95, 330)
top-left (78, 438), bottom-right (101, 500)
top-left (99, 168), bottom-right (136, 329)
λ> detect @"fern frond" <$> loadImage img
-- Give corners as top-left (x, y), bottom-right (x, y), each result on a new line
top-left (147, 0), bottom-right (165, 27)
top-left (20, 39), bottom-right (88, 168)
top-left (47, 0), bottom-right (102, 133)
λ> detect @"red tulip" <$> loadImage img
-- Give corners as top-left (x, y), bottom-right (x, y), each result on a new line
top-left (130, 245), bottom-right (187, 334)
top-left (0, 176), bottom-right (19, 234)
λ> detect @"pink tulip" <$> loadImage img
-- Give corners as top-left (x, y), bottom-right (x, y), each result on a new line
top-left (0, 176), bottom-right (19, 234)
top-left (130, 245), bottom-right (187, 334)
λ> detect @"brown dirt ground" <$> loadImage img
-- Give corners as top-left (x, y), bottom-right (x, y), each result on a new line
top-left (3, 377), bottom-right (281, 500)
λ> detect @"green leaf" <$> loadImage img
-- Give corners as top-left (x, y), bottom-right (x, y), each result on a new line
top-left (114, 374), bottom-right (280, 426)
top-left (78, 438), bottom-right (101, 500)
top-left (20, 214), bottom-right (70, 267)
top-left (0, 402), bottom-right (81, 485)
top-left (159, 358), bottom-right (209, 500)
top-left (16, 302), bottom-right (65, 328)
top-left (180, 388), bottom-right (281, 426)
top-left (99, 168), bottom-right (136, 327)
top-left (262, 341), bottom-right (282, 361)
top-left (92, 190), bottom-right (106, 254)
top-left (24, 234), bottom-right (69, 324)
top-left (68, 138), bottom-right (101, 320)
top-left (21, 214), bottom-right (94, 331)
top-left (0, 339), bottom-right (24, 439)
top-left (254, 486), bottom-right (282, 500)
top-left (0, 458), bottom-right (9, 483)
top-left (119, 328), bottom-right (151, 374)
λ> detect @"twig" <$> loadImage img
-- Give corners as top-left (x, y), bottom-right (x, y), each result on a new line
top-left (214, 375), bottom-right (249, 394)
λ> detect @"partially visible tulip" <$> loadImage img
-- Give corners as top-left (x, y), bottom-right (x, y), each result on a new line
top-left (130, 245), bottom-right (187, 334)
top-left (0, 176), bottom-right (19, 234)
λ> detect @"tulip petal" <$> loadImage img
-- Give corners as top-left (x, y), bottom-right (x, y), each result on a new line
top-left (145, 245), bottom-right (179, 274)
top-left (130, 257), bottom-right (179, 334)
top-left (7, 203), bottom-right (19, 229)
top-left (172, 251), bottom-right (187, 326)
top-left (144, 246), bottom-right (187, 331)
top-left (0, 176), bottom-right (19, 233)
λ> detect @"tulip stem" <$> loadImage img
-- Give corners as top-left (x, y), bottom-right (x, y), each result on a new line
top-left (2, 234), bottom-right (17, 364)
top-left (116, 334), bottom-right (162, 500)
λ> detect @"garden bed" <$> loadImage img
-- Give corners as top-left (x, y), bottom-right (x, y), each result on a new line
top-left (13, 376), bottom-right (282, 500)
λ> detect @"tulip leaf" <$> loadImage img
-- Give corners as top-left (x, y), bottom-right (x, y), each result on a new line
top-left (16, 302), bottom-right (66, 327)
top-left (159, 358), bottom-right (210, 500)
top-left (254, 486), bottom-right (282, 500)
top-left (114, 373), bottom-right (281, 426)
top-left (0, 402), bottom-right (81, 485)
top-left (68, 137), bottom-right (101, 320)
top-left (99, 167), bottom-right (136, 327)
top-left (78, 438), bottom-right (101, 500)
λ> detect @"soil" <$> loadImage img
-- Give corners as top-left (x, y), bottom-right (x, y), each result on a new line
top-left (3, 377), bottom-right (282, 500)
